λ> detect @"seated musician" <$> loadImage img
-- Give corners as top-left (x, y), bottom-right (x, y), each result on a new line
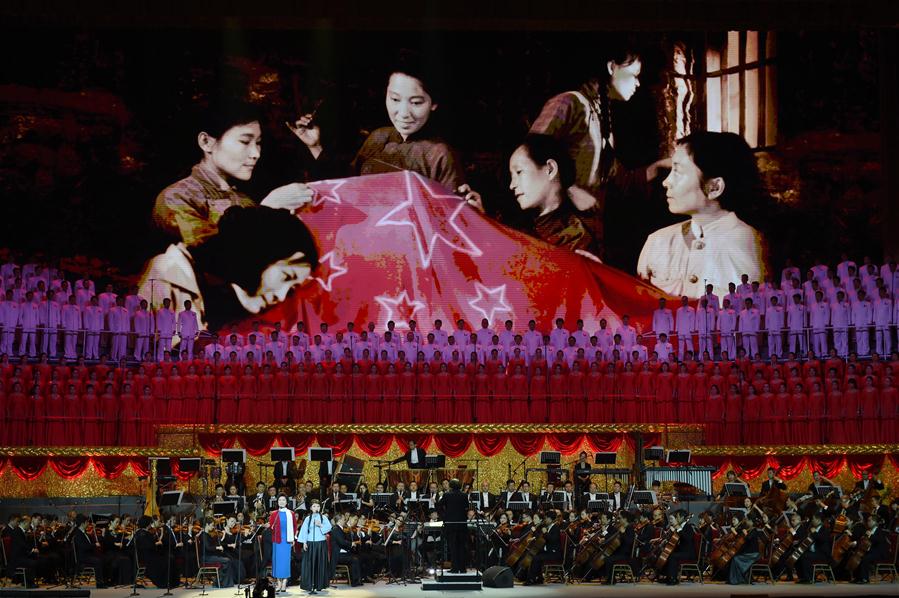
top-left (329, 513), bottom-right (363, 586)
top-left (760, 468), bottom-right (788, 495)
top-left (715, 470), bottom-right (747, 500)
top-left (390, 481), bottom-right (410, 514)
top-left (595, 512), bottom-right (636, 584)
top-left (323, 482), bottom-right (347, 514)
top-left (581, 482), bottom-right (602, 510)
top-left (499, 480), bottom-right (517, 508)
top-left (850, 515), bottom-right (890, 584)
top-left (512, 482), bottom-right (536, 510)
top-left (73, 515), bottom-right (108, 588)
top-left (540, 482), bottom-right (558, 507)
top-left (384, 513), bottom-right (408, 578)
top-left (136, 515), bottom-right (178, 589)
top-left (198, 517), bottom-right (237, 587)
top-left (610, 480), bottom-right (626, 511)
top-left (726, 514), bottom-right (763, 584)
top-left (419, 510), bottom-right (443, 571)
top-left (221, 516), bottom-right (252, 580)
top-left (524, 510), bottom-right (562, 586)
top-left (354, 515), bottom-right (383, 581)
top-left (658, 510), bottom-right (696, 585)
top-left (794, 511), bottom-right (831, 584)
top-left (561, 481), bottom-right (576, 512)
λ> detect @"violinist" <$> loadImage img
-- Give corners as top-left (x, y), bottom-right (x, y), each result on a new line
top-left (384, 513), bottom-right (408, 578)
top-left (7, 515), bottom-right (39, 587)
top-left (354, 515), bottom-right (382, 582)
top-left (794, 512), bottom-right (831, 584)
top-left (73, 514), bottom-right (108, 588)
top-left (198, 517), bottom-right (237, 587)
top-left (135, 515), bottom-right (177, 589)
top-left (760, 467), bottom-right (788, 495)
top-left (221, 516), bottom-right (250, 582)
top-left (159, 515), bottom-right (185, 585)
top-left (726, 515), bottom-right (763, 584)
top-left (329, 513), bottom-right (362, 586)
top-left (658, 510), bottom-right (695, 585)
top-left (850, 515), bottom-right (890, 584)
top-left (490, 512), bottom-right (512, 566)
top-left (103, 515), bottom-right (135, 586)
top-left (524, 510), bottom-right (561, 586)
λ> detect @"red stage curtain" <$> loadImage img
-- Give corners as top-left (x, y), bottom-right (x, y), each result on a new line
top-left (49, 457), bottom-right (90, 479)
top-left (434, 434), bottom-right (473, 458)
top-left (11, 456), bottom-right (48, 480)
top-left (316, 434), bottom-right (355, 456)
top-left (846, 454), bottom-right (886, 477)
top-left (729, 455), bottom-right (769, 480)
top-left (586, 433), bottom-right (624, 453)
top-left (277, 434), bottom-right (315, 453)
top-left (889, 453), bottom-right (899, 471)
top-left (395, 433), bottom-right (433, 452)
top-left (354, 434), bottom-right (394, 457)
top-left (92, 457), bottom-right (130, 479)
top-left (0, 457), bottom-right (6, 475)
top-left (771, 455), bottom-right (808, 480)
top-left (473, 434), bottom-right (508, 456)
top-left (198, 433), bottom-right (236, 455)
top-left (809, 455), bottom-right (846, 478)
top-left (237, 434), bottom-right (275, 456)
top-left (546, 432), bottom-right (586, 454)
top-left (172, 458), bottom-right (199, 481)
top-left (130, 457), bottom-right (151, 478)
top-left (509, 433), bottom-right (545, 456)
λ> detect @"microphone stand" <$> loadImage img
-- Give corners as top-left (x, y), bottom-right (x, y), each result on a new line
top-left (160, 525), bottom-right (174, 597)
top-left (129, 529), bottom-right (140, 597)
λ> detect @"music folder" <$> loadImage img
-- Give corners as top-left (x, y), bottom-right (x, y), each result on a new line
top-left (725, 482), bottom-right (750, 497)
top-left (221, 448), bottom-right (246, 464)
top-left (160, 491), bottom-right (183, 507)
top-left (594, 452), bottom-right (618, 465)
top-left (308, 447), bottom-right (333, 462)
top-left (270, 447), bottom-right (295, 462)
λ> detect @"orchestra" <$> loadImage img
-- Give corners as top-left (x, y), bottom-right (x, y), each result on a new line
top-left (1, 458), bottom-right (893, 590)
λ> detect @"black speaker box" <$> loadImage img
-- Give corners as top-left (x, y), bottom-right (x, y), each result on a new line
top-left (482, 565), bottom-right (514, 588)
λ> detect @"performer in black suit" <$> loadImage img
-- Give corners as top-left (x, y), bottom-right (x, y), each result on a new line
top-left (661, 510), bottom-right (696, 585)
top-left (6, 515), bottom-right (39, 586)
top-left (853, 471), bottom-right (884, 493)
top-left (329, 514), bottom-right (362, 586)
top-left (72, 515), bottom-right (107, 588)
top-left (760, 467), bottom-right (787, 495)
top-left (795, 512), bottom-right (831, 584)
top-left (512, 481), bottom-right (536, 510)
top-left (609, 480), bottom-right (626, 511)
top-left (439, 478), bottom-right (470, 573)
top-left (475, 481), bottom-right (497, 513)
top-left (525, 510), bottom-right (561, 585)
top-left (390, 440), bottom-right (427, 469)
top-left (135, 515), bottom-right (178, 589)
top-left (273, 459), bottom-right (298, 496)
top-left (851, 515), bottom-right (890, 584)
top-left (318, 459), bottom-right (338, 497)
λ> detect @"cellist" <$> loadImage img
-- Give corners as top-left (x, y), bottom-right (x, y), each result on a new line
top-left (657, 509), bottom-right (695, 586)
top-left (849, 515), bottom-right (890, 584)
top-left (594, 512), bottom-right (635, 584)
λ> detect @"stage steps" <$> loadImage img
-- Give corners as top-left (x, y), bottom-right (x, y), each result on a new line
top-left (422, 571), bottom-right (483, 591)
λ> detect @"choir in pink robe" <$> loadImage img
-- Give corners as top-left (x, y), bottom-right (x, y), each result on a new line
top-left (492, 369), bottom-right (510, 423)
top-left (757, 391), bottom-right (776, 444)
top-left (45, 386), bottom-right (66, 443)
top-left (509, 369), bottom-right (529, 421)
top-left (64, 389), bottom-right (83, 445)
top-left (273, 370), bottom-right (291, 422)
top-left (841, 385), bottom-right (860, 443)
top-left (80, 388), bottom-right (101, 445)
top-left (617, 368), bottom-right (637, 423)
top-left (182, 371), bottom-right (200, 423)
top-left (166, 372), bottom-right (184, 423)
top-left (655, 368), bottom-right (676, 423)
top-left (434, 367), bottom-right (453, 424)
top-left (788, 389), bottom-right (808, 444)
top-left (119, 386), bottom-right (140, 446)
top-left (741, 390), bottom-right (761, 444)
top-left (859, 383), bottom-right (880, 441)
top-left (881, 383), bottom-right (897, 443)
top-left (257, 369), bottom-right (275, 423)
top-left (806, 388), bottom-right (825, 444)
top-left (382, 370), bottom-right (400, 423)
top-left (675, 371), bottom-right (694, 422)
top-left (567, 369), bottom-right (586, 423)
top-left (198, 370), bottom-right (217, 422)
top-left (310, 369), bottom-right (330, 423)
top-left (29, 391), bottom-right (46, 445)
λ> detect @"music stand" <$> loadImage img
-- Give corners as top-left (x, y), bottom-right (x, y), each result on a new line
top-left (180, 458), bottom-right (201, 472)
top-left (307, 447), bottom-right (333, 462)
top-left (666, 449), bottom-right (691, 464)
top-left (340, 455), bottom-right (365, 474)
top-left (159, 491), bottom-right (183, 515)
top-left (213, 501), bottom-right (238, 517)
top-left (539, 451), bottom-right (561, 465)
top-left (633, 491), bottom-right (658, 506)
top-left (156, 458), bottom-right (173, 477)
top-left (725, 483), bottom-right (750, 497)
top-left (225, 495), bottom-right (245, 513)
top-left (586, 499), bottom-right (609, 512)
top-left (270, 447), bottom-right (295, 462)
top-left (814, 484), bottom-right (841, 498)
top-left (507, 500), bottom-right (530, 515)
top-left (425, 455), bottom-right (446, 468)
top-left (222, 449), bottom-right (246, 464)
top-left (644, 446), bottom-right (665, 461)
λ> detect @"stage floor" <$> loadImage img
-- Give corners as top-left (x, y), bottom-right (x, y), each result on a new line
top-left (16, 581), bottom-right (897, 598)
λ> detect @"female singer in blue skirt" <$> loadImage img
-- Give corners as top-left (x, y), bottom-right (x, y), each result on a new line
top-left (297, 499), bottom-right (331, 594)
top-left (269, 494), bottom-right (298, 592)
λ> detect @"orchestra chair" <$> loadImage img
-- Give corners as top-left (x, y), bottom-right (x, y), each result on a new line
top-left (609, 539), bottom-right (637, 585)
top-left (811, 562), bottom-right (836, 584)
top-left (333, 564), bottom-right (352, 585)
top-left (676, 533), bottom-right (704, 584)
top-left (750, 554), bottom-right (776, 584)
top-left (1, 535), bottom-right (29, 588)
top-left (255, 535), bottom-right (272, 579)
top-left (193, 539), bottom-right (221, 588)
top-left (134, 551), bottom-right (148, 586)
top-left (541, 533), bottom-right (569, 584)
top-left (72, 544), bottom-right (97, 588)
top-left (874, 532), bottom-right (898, 583)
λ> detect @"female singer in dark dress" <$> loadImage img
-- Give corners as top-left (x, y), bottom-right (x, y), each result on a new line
top-left (297, 500), bottom-right (332, 593)
top-left (573, 451), bottom-right (592, 497)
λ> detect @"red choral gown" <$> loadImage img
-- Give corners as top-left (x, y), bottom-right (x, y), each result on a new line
top-left (382, 372), bottom-right (400, 423)
top-left (675, 373), bottom-right (694, 422)
top-left (492, 372), bottom-right (510, 423)
top-left (509, 373), bottom-right (529, 421)
top-left (617, 370), bottom-right (637, 423)
top-left (417, 370), bottom-right (435, 423)
top-left (166, 374), bottom-right (184, 423)
top-left (291, 370), bottom-right (310, 422)
top-left (330, 372), bottom-right (349, 423)
top-left (45, 390), bottom-right (66, 443)
top-left (741, 393), bottom-right (761, 444)
top-left (310, 372), bottom-right (330, 423)
top-left (881, 386), bottom-right (898, 443)
top-left (363, 371), bottom-right (383, 422)
top-left (198, 373), bottom-right (217, 423)
top-left (99, 390), bottom-right (118, 445)
top-left (585, 370), bottom-right (603, 423)
top-left (452, 371), bottom-right (471, 424)
top-left (273, 371), bottom-right (291, 422)
top-left (704, 393), bottom-right (725, 444)
top-left (655, 372), bottom-right (675, 423)
top-left (806, 390), bottom-right (825, 445)
top-left (825, 388), bottom-right (843, 443)
top-left (398, 370), bottom-right (416, 424)
top-left (841, 388), bottom-right (860, 444)
top-left (433, 371), bottom-right (453, 424)
top-left (548, 372), bottom-right (568, 423)
top-left (29, 393), bottom-right (46, 446)
top-left (474, 372), bottom-right (492, 423)
top-left (150, 374), bottom-right (168, 422)
top-left (756, 392), bottom-right (776, 444)
top-left (568, 371), bottom-right (586, 423)
top-left (119, 389), bottom-right (139, 446)
top-left (722, 391), bottom-right (742, 444)
top-left (257, 372), bottom-right (275, 423)
top-left (237, 374), bottom-right (258, 423)
top-left (181, 373), bottom-right (200, 424)
top-left (859, 386), bottom-right (880, 441)
top-left (635, 370), bottom-right (655, 423)
top-left (80, 391), bottom-right (101, 445)
top-left (348, 372), bottom-right (366, 423)
top-left (771, 391), bottom-right (791, 442)
top-left (529, 374), bottom-right (548, 423)
top-left (217, 374), bottom-right (239, 424)
top-left (64, 391), bottom-right (82, 445)
top-left (788, 391), bottom-right (808, 444)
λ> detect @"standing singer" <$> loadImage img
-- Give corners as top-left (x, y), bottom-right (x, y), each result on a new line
top-left (297, 500), bottom-right (331, 594)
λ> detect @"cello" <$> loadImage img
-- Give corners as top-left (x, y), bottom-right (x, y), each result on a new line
top-left (844, 531), bottom-right (873, 573)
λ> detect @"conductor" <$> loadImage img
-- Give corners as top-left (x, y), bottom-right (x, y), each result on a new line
top-left (439, 478), bottom-right (469, 573)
